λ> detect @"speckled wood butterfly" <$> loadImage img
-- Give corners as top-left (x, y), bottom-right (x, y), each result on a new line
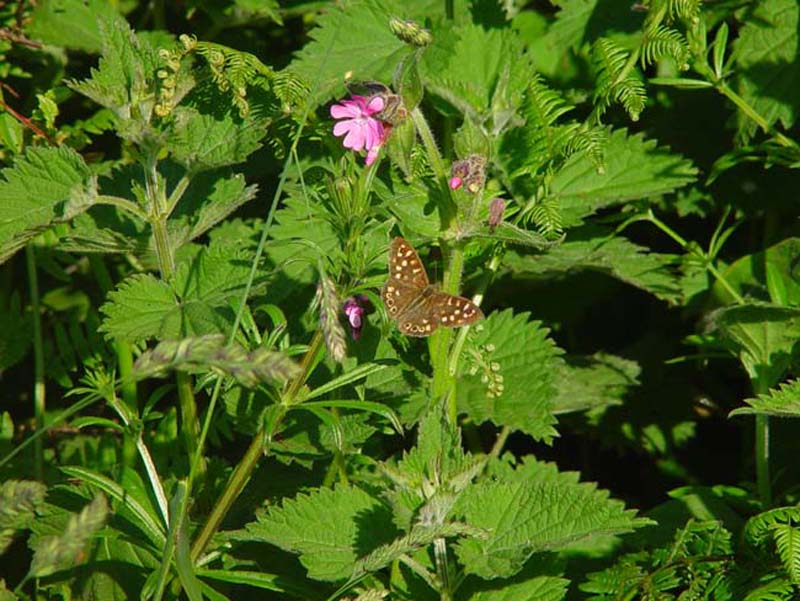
top-left (382, 237), bottom-right (484, 337)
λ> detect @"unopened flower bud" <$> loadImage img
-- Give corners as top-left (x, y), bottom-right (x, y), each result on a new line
top-left (488, 198), bottom-right (506, 232)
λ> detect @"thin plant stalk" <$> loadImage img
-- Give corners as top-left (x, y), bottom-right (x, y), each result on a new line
top-left (25, 245), bottom-right (45, 481)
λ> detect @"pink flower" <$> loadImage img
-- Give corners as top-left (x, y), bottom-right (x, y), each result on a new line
top-left (331, 95), bottom-right (387, 165)
top-left (449, 176), bottom-right (463, 190)
top-left (343, 294), bottom-right (372, 340)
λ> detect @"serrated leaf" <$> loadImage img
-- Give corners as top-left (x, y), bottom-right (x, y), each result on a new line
top-left (457, 309), bottom-right (563, 442)
top-left (462, 556), bottom-right (569, 601)
top-left (505, 230), bottom-right (682, 303)
top-left (27, 0), bottom-right (121, 53)
top-left (0, 480), bottom-right (47, 554)
top-left (167, 107), bottom-right (267, 172)
top-left (453, 479), bottom-right (650, 580)
top-left (422, 23), bottom-right (529, 126)
top-left (99, 274), bottom-right (176, 344)
top-left (731, 379), bottom-right (800, 418)
top-left (549, 0), bottom-right (642, 49)
top-left (242, 485), bottom-right (397, 582)
top-left (68, 16), bottom-right (159, 119)
top-left (100, 247), bottom-right (258, 344)
top-left (734, 0), bottom-right (800, 141)
top-left (0, 146), bottom-right (94, 264)
top-left (290, 0), bottom-right (408, 105)
top-left (551, 353), bottom-right (640, 415)
top-left (548, 128), bottom-right (697, 227)
top-left (709, 304), bottom-right (800, 386)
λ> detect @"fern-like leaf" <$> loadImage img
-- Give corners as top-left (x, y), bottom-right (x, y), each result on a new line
top-left (592, 38), bottom-right (647, 122)
top-left (743, 506), bottom-right (800, 550)
top-left (640, 25), bottom-right (690, 70)
top-left (773, 523), bottom-right (800, 584)
top-left (528, 196), bottom-right (564, 238)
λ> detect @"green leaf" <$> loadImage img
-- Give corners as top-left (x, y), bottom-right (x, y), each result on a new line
top-left (242, 485), bottom-right (397, 582)
top-left (100, 247), bottom-right (258, 344)
top-left (731, 379), bottom-right (800, 418)
top-left (99, 274), bottom-right (176, 345)
top-left (68, 16), bottom-right (159, 119)
top-left (548, 128), bottom-right (697, 227)
top-left (453, 479), bottom-right (650, 579)
top-left (505, 230), bottom-right (682, 303)
top-left (549, 0), bottom-right (642, 49)
top-left (422, 23), bottom-right (529, 127)
top-left (456, 309), bottom-right (563, 442)
top-left (713, 238), bottom-right (800, 306)
top-left (710, 304), bottom-right (800, 386)
top-left (197, 569), bottom-right (316, 597)
top-left (27, 0), bottom-right (121, 52)
top-left (60, 466), bottom-right (166, 548)
top-left (734, 0), bottom-right (800, 140)
top-left (551, 353), bottom-right (640, 415)
top-left (462, 556), bottom-right (569, 601)
top-left (167, 106), bottom-right (268, 172)
top-left (290, 0), bottom-right (407, 105)
top-left (0, 293), bottom-right (31, 371)
top-left (0, 146), bottom-right (94, 264)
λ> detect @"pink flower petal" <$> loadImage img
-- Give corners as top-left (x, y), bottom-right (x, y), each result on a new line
top-left (365, 96), bottom-right (385, 115)
top-left (331, 103), bottom-right (360, 119)
top-left (342, 126), bottom-right (367, 151)
top-left (333, 120), bottom-right (354, 137)
top-left (363, 120), bottom-right (384, 149)
top-left (449, 176), bottom-right (463, 190)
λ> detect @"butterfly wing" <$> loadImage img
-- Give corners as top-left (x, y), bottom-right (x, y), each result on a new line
top-left (382, 237), bottom-right (429, 320)
top-left (427, 292), bottom-right (484, 329)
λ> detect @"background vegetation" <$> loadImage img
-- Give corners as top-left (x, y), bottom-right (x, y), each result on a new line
top-left (1, 0), bottom-right (800, 599)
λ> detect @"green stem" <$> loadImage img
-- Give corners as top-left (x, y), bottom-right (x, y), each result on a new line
top-left (431, 242), bottom-right (464, 420)
top-left (96, 195), bottom-right (149, 220)
top-left (755, 414), bottom-right (771, 507)
top-left (190, 332), bottom-right (324, 562)
top-left (717, 83), bottom-right (800, 150)
top-left (25, 246), bottom-right (44, 481)
top-left (645, 211), bottom-right (745, 304)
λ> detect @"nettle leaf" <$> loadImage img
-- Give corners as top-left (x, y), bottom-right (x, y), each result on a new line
top-left (69, 16), bottom-right (159, 118)
top-left (731, 379), bottom-right (800, 418)
top-left (548, 128), bottom-right (697, 227)
top-left (505, 230), bottom-right (682, 303)
top-left (734, 0), bottom-right (800, 141)
top-left (100, 248), bottom-right (256, 344)
top-left (290, 0), bottom-right (407, 104)
top-left (242, 485), bottom-right (397, 582)
top-left (27, 0), bottom-right (121, 53)
top-left (0, 146), bottom-right (96, 264)
top-left (549, 0), bottom-right (643, 49)
top-left (457, 309), bottom-right (563, 443)
top-left (551, 353), bottom-right (641, 415)
top-left (710, 304), bottom-right (800, 386)
top-left (167, 106), bottom-right (268, 172)
top-left (461, 555), bottom-right (569, 601)
top-left (453, 479), bottom-right (650, 580)
top-left (423, 23), bottom-right (529, 128)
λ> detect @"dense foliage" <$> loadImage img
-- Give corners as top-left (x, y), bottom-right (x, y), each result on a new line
top-left (1, 0), bottom-right (800, 599)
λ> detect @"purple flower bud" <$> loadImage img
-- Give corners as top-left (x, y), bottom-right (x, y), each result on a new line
top-left (342, 295), bottom-right (373, 340)
top-left (488, 198), bottom-right (505, 232)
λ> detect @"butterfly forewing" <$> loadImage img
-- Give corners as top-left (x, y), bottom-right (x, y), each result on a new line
top-left (382, 237), bottom-right (484, 337)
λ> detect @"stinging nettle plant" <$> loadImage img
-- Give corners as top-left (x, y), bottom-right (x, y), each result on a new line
top-left (1, 0), bottom-right (800, 599)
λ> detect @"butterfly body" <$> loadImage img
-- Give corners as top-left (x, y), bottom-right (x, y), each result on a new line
top-left (382, 237), bottom-right (483, 337)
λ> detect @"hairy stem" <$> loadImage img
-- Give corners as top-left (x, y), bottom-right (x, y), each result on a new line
top-left (716, 83), bottom-right (800, 150)
top-left (25, 246), bottom-right (45, 481)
